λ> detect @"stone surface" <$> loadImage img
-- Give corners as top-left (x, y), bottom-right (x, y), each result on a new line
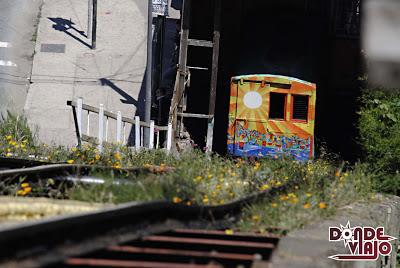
top-left (0, 0), bottom-right (42, 117)
top-left (24, 0), bottom-right (148, 146)
top-left (269, 195), bottom-right (400, 268)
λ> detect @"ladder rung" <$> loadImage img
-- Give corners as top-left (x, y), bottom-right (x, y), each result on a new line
top-left (188, 39), bottom-right (213, 48)
top-left (177, 113), bottom-right (214, 119)
top-left (188, 66), bottom-right (209, 71)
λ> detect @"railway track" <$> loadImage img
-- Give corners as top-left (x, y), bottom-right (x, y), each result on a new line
top-left (0, 158), bottom-right (291, 267)
top-left (52, 229), bottom-right (281, 268)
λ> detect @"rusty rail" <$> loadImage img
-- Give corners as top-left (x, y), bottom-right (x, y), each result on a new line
top-left (57, 229), bottom-right (281, 268)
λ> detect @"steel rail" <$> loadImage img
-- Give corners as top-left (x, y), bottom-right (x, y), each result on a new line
top-left (0, 163), bottom-right (150, 185)
top-left (0, 156), bottom-right (48, 169)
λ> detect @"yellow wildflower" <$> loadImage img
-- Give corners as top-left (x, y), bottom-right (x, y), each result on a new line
top-left (303, 203), bottom-right (311, 209)
top-left (21, 183), bottom-right (30, 188)
top-left (194, 176), bottom-right (202, 183)
top-left (67, 159), bottom-right (75, 164)
top-left (289, 197), bottom-right (299, 204)
top-left (23, 187), bottom-right (32, 194)
top-left (279, 195), bottom-right (289, 201)
top-left (271, 203), bottom-right (278, 208)
top-left (203, 195), bottom-right (209, 204)
top-left (276, 181), bottom-right (282, 186)
top-left (306, 193), bottom-right (312, 198)
top-left (207, 174), bottom-right (213, 179)
top-left (173, 197), bottom-right (182, 203)
top-left (6, 152), bottom-right (12, 157)
top-left (252, 215), bottom-right (261, 222)
top-left (17, 190), bottom-right (26, 196)
top-left (95, 154), bottom-right (101, 161)
top-left (71, 147), bottom-right (77, 152)
top-left (6, 135), bottom-right (12, 140)
top-left (113, 163), bottom-right (122, 169)
top-left (319, 202), bottom-right (327, 209)
top-left (114, 152), bottom-right (121, 161)
top-left (260, 184), bottom-right (270, 191)
top-left (225, 229), bottom-right (234, 235)
top-left (254, 162), bottom-right (260, 170)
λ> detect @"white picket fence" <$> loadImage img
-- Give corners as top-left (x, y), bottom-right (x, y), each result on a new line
top-left (67, 98), bottom-right (172, 152)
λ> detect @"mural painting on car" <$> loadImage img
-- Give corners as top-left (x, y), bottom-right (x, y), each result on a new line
top-left (227, 74), bottom-right (317, 161)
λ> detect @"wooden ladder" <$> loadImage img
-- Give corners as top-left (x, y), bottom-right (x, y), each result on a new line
top-left (168, 0), bottom-right (221, 152)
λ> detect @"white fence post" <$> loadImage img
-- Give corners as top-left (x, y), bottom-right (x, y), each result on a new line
top-left (149, 121), bottom-right (155, 149)
top-left (87, 111), bottom-right (90, 136)
top-left (77, 97), bottom-right (83, 139)
top-left (156, 129), bottom-right (160, 149)
top-left (167, 123), bottom-right (172, 152)
top-left (135, 116), bottom-right (140, 151)
top-left (116, 111), bottom-right (122, 143)
top-left (98, 104), bottom-right (104, 152)
top-left (105, 116), bottom-right (109, 142)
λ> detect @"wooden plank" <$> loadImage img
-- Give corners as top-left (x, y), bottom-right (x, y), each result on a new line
top-left (188, 39), bottom-right (213, 48)
top-left (66, 258), bottom-right (222, 268)
top-left (169, 0), bottom-right (191, 136)
top-left (98, 104), bottom-right (104, 152)
top-left (177, 113), bottom-right (213, 119)
top-left (206, 0), bottom-right (221, 153)
top-left (77, 98), bottom-right (83, 138)
top-left (116, 111), bottom-right (122, 143)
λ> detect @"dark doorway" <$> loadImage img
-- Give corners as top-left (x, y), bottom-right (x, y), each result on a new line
top-left (175, 0), bottom-right (361, 161)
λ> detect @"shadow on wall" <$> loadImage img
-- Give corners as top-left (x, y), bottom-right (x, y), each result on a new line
top-left (96, 75), bottom-right (147, 146)
top-left (127, 73), bottom-right (147, 146)
top-left (99, 78), bottom-right (139, 106)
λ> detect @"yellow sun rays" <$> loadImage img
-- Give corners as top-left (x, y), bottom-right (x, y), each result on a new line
top-left (236, 84), bottom-right (269, 121)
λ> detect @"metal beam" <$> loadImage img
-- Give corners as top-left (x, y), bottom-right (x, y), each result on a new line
top-left (144, 0), bottom-right (153, 145)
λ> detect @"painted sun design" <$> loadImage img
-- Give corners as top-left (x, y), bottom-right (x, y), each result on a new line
top-left (236, 83), bottom-right (269, 121)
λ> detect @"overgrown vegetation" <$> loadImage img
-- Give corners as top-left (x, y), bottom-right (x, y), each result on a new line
top-left (0, 113), bottom-right (377, 232)
top-left (358, 89), bottom-right (400, 195)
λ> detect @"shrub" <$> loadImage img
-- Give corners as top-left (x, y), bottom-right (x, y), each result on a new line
top-left (358, 89), bottom-right (400, 195)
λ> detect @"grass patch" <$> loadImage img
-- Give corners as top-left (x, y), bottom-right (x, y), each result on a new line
top-left (0, 114), bottom-right (377, 233)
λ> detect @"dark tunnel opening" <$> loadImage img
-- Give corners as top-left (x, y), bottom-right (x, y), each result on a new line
top-left (168, 0), bottom-right (362, 161)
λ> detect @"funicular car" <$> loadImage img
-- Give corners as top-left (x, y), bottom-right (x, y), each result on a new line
top-left (227, 74), bottom-right (317, 161)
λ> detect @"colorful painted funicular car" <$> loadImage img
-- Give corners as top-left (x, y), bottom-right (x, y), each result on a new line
top-left (227, 75), bottom-right (317, 161)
